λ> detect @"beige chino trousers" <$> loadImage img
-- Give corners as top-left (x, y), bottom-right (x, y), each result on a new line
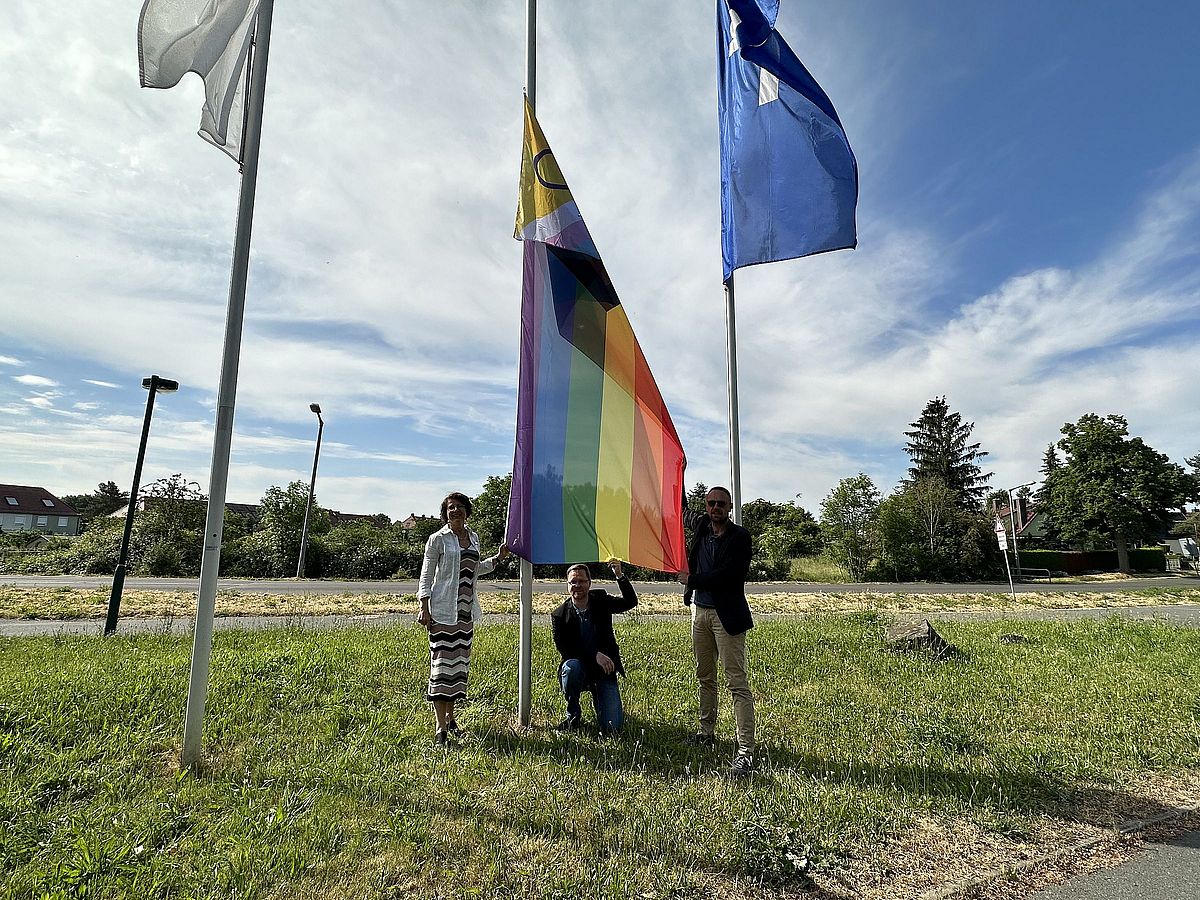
top-left (691, 604), bottom-right (756, 756)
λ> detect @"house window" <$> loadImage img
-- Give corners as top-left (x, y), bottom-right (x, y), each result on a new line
top-left (36, 516), bottom-right (48, 526)
top-left (13, 516), bottom-right (26, 526)
top-left (4, 497), bottom-right (16, 506)
top-left (41, 498), bottom-right (55, 507)
top-left (58, 517), bottom-right (69, 526)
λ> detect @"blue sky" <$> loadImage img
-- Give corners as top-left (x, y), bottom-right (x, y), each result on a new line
top-left (2, 0), bottom-right (1198, 521)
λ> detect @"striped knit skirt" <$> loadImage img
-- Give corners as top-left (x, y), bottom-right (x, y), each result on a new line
top-left (427, 617), bottom-right (473, 702)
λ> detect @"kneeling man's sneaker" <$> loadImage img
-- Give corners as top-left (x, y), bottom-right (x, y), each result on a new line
top-left (555, 716), bottom-right (582, 732)
top-left (730, 753), bottom-right (754, 778)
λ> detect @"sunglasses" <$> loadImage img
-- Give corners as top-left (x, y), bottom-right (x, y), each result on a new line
top-left (706, 499), bottom-right (729, 508)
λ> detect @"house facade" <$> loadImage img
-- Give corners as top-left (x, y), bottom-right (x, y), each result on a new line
top-left (0, 485), bottom-right (81, 535)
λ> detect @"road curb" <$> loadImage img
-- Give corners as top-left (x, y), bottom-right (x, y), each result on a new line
top-left (920, 803), bottom-right (1200, 899)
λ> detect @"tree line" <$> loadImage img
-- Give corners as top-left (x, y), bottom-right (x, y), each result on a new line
top-left (819, 402), bottom-right (1199, 579)
top-left (3, 399), bottom-right (1197, 581)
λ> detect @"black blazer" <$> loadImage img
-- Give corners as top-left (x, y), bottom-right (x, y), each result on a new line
top-left (550, 576), bottom-right (638, 680)
top-left (682, 509), bottom-right (754, 636)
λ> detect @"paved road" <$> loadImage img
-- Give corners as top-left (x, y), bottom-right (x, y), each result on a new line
top-left (1030, 830), bottom-right (1200, 900)
top-left (2, 574), bottom-right (1197, 595)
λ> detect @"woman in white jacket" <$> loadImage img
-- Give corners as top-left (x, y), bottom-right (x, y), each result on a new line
top-left (417, 491), bottom-right (508, 744)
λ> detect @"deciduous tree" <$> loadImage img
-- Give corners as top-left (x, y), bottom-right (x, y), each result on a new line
top-left (471, 474), bottom-right (516, 575)
top-left (741, 497), bottom-right (823, 578)
top-left (820, 474), bottom-right (881, 581)
top-left (1044, 415), bottom-right (1199, 572)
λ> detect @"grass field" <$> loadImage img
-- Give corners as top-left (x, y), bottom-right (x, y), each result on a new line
top-left (2, 616), bottom-right (1199, 899)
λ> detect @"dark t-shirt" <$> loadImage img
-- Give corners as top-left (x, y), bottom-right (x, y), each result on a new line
top-left (571, 604), bottom-right (599, 659)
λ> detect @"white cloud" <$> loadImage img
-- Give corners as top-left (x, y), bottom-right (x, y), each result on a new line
top-left (13, 374), bottom-right (57, 387)
top-left (0, 356), bottom-right (23, 366)
top-left (83, 379), bottom-right (120, 389)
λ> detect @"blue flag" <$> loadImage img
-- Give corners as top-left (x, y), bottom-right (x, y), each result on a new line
top-left (718, 0), bottom-right (858, 281)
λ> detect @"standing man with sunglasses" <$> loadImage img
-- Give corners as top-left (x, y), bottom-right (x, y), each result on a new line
top-left (678, 486), bottom-right (756, 777)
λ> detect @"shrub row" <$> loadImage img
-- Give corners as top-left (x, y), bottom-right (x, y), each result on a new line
top-left (1018, 548), bottom-right (1166, 574)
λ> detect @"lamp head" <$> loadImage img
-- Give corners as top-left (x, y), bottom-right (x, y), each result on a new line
top-left (309, 403), bottom-right (322, 415)
top-left (142, 375), bottom-right (179, 393)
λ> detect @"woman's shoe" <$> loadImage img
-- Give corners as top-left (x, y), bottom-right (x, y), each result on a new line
top-left (446, 719), bottom-right (460, 735)
top-left (434, 729), bottom-right (448, 746)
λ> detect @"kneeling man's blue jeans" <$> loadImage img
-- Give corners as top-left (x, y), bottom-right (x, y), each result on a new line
top-left (560, 658), bottom-right (624, 732)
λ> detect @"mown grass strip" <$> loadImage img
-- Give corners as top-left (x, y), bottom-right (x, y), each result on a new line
top-left (2, 616), bottom-right (1198, 899)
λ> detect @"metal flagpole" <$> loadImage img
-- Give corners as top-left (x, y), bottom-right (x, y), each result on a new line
top-left (517, 0), bottom-right (537, 729)
top-left (181, 0), bottom-right (276, 769)
top-left (724, 275), bottom-right (743, 524)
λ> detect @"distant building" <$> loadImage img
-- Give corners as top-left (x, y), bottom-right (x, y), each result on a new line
top-left (399, 513), bottom-right (439, 531)
top-left (108, 497), bottom-right (261, 524)
top-left (0, 485), bottom-right (81, 535)
top-left (994, 497), bottom-right (1047, 541)
top-left (327, 510), bottom-right (383, 527)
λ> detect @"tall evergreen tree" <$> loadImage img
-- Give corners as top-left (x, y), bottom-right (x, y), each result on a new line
top-left (903, 396), bottom-right (992, 508)
top-left (1037, 444), bottom-right (1059, 485)
top-left (1032, 443), bottom-right (1062, 545)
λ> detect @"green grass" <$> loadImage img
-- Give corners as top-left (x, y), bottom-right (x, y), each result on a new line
top-left (788, 555), bottom-right (852, 583)
top-left (2, 617), bottom-right (1199, 899)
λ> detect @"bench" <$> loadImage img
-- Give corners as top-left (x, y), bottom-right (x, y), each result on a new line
top-left (1018, 567), bottom-right (1052, 582)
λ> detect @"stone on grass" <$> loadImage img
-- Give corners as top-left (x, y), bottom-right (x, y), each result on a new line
top-left (884, 619), bottom-right (961, 660)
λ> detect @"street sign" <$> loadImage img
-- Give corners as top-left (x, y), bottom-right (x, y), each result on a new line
top-left (994, 517), bottom-right (1007, 551)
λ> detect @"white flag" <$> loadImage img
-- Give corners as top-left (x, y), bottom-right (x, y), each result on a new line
top-left (138, 0), bottom-right (260, 163)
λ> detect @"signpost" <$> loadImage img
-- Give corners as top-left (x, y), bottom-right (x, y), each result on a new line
top-left (995, 517), bottom-right (1016, 602)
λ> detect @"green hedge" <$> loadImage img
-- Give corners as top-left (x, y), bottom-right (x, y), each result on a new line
top-left (1018, 548), bottom-right (1166, 574)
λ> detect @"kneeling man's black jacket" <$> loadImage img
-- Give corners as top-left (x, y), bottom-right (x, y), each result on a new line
top-left (550, 575), bottom-right (638, 682)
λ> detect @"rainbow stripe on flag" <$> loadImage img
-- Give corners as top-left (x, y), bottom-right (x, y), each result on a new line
top-left (506, 100), bottom-right (687, 572)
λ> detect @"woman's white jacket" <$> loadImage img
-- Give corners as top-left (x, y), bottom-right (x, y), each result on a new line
top-left (418, 524), bottom-right (500, 625)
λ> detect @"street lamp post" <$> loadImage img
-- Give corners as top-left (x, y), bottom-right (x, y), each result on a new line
top-left (105, 375), bottom-right (179, 636)
top-left (1007, 480), bottom-right (1037, 576)
top-left (296, 403), bottom-right (324, 578)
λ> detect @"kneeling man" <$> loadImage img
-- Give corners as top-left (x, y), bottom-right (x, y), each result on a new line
top-left (550, 559), bottom-right (638, 733)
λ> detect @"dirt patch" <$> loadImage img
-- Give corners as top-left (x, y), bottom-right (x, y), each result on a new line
top-left (809, 771), bottom-right (1200, 899)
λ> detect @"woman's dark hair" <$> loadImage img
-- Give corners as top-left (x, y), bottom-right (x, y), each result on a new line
top-left (440, 492), bottom-right (473, 522)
